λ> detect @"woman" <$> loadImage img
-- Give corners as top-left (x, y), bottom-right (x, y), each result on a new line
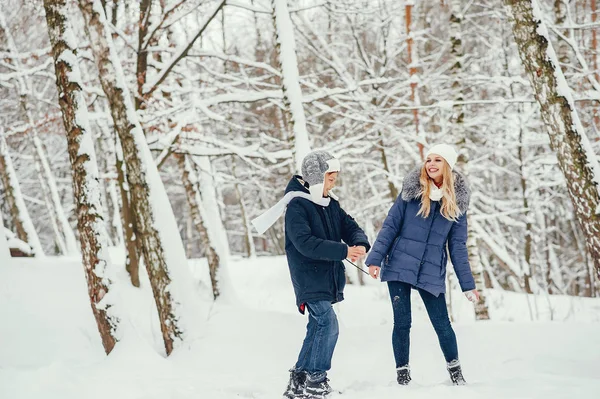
top-left (365, 143), bottom-right (479, 386)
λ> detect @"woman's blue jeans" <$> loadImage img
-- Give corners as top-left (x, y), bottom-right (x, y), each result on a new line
top-left (387, 281), bottom-right (459, 367)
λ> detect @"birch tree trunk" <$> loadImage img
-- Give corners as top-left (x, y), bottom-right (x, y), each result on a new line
top-left (0, 133), bottom-right (44, 256)
top-left (449, 0), bottom-right (490, 319)
top-left (94, 113), bottom-right (124, 246)
top-left (44, 0), bottom-right (120, 354)
top-left (135, 0), bottom-right (152, 111)
top-left (592, 0), bottom-right (599, 130)
top-left (75, 11), bottom-right (140, 284)
top-left (114, 135), bottom-right (141, 287)
top-left (518, 128), bottom-right (534, 294)
top-left (177, 153), bottom-right (220, 299)
top-left (194, 155), bottom-right (236, 302)
top-left (78, 0), bottom-right (200, 355)
top-left (505, 0), bottom-right (600, 278)
top-left (84, 62), bottom-right (140, 283)
top-left (271, 0), bottom-right (311, 172)
top-left (231, 156), bottom-right (255, 258)
top-left (405, 2), bottom-right (425, 159)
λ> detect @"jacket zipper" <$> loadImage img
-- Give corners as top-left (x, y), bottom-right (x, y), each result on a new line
top-left (386, 236), bottom-right (402, 264)
top-left (320, 205), bottom-right (339, 299)
top-left (420, 202), bottom-right (439, 267)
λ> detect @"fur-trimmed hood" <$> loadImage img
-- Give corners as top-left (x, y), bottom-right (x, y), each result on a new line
top-left (400, 167), bottom-right (471, 214)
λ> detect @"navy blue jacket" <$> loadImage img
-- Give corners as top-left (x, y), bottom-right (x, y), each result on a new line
top-left (365, 168), bottom-right (476, 296)
top-left (284, 176), bottom-right (370, 312)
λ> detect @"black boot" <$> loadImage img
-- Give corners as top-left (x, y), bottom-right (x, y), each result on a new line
top-left (304, 378), bottom-right (333, 399)
top-left (283, 369), bottom-right (307, 398)
top-left (396, 365), bottom-right (411, 385)
top-left (447, 360), bottom-right (466, 385)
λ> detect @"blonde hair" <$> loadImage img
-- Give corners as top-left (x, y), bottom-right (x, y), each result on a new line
top-left (417, 160), bottom-right (461, 221)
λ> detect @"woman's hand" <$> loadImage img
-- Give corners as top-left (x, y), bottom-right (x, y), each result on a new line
top-left (464, 289), bottom-right (480, 303)
top-left (368, 265), bottom-right (380, 279)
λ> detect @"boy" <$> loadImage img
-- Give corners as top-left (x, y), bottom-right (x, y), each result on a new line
top-left (281, 151), bottom-right (370, 398)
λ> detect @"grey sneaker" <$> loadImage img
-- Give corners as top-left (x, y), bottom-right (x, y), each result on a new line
top-left (447, 360), bottom-right (466, 385)
top-left (396, 365), bottom-right (411, 385)
top-left (283, 369), bottom-right (307, 398)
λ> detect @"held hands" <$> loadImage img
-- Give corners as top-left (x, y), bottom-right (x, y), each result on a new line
top-left (347, 245), bottom-right (366, 262)
top-left (464, 289), bottom-right (480, 303)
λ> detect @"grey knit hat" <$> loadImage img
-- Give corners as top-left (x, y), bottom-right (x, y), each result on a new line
top-left (301, 150), bottom-right (341, 201)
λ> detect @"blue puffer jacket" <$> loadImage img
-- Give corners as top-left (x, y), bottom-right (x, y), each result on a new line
top-left (365, 167), bottom-right (476, 296)
top-left (285, 176), bottom-right (370, 312)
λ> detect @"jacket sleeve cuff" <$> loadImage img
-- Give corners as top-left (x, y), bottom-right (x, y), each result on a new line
top-left (459, 277), bottom-right (476, 292)
top-left (330, 241), bottom-right (348, 261)
top-left (365, 252), bottom-right (383, 267)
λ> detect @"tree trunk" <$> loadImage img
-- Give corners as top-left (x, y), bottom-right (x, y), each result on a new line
top-left (378, 132), bottom-right (399, 200)
top-left (114, 136), bottom-right (141, 287)
top-left (231, 156), bottom-right (255, 258)
top-left (271, 0), bottom-right (311, 172)
top-left (0, 134), bottom-right (44, 256)
top-left (518, 129), bottom-right (534, 294)
top-left (505, 0), bottom-right (600, 279)
top-left (449, 0), bottom-right (490, 319)
top-left (177, 153), bottom-right (221, 299)
top-left (78, 0), bottom-right (199, 355)
top-left (502, 21), bottom-right (534, 295)
top-left (135, 0), bottom-right (152, 111)
top-left (0, 207), bottom-right (11, 260)
top-left (94, 135), bottom-right (116, 247)
top-left (592, 0), bottom-right (600, 132)
top-left (94, 115), bottom-right (124, 247)
top-left (194, 155), bottom-right (236, 301)
top-left (553, 0), bottom-right (570, 65)
top-left (405, 2), bottom-right (425, 159)
top-left (44, 0), bottom-right (120, 354)
top-left (449, 0), bottom-right (465, 126)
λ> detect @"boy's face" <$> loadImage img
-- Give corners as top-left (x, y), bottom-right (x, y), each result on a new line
top-left (323, 171), bottom-right (338, 196)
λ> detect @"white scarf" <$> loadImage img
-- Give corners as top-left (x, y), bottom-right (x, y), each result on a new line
top-left (429, 182), bottom-right (443, 201)
top-left (251, 191), bottom-right (331, 235)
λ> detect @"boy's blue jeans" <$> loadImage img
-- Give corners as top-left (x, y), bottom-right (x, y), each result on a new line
top-left (294, 300), bottom-right (339, 383)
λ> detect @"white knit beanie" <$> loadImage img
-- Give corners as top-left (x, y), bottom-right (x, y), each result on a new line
top-left (425, 144), bottom-right (458, 170)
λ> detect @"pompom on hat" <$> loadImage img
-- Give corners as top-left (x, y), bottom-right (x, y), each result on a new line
top-left (425, 144), bottom-right (458, 170)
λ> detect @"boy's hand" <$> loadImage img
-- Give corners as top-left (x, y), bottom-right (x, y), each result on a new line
top-left (347, 246), bottom-right (364, 262)
top-left (368, 265), bottom-right (380, 279)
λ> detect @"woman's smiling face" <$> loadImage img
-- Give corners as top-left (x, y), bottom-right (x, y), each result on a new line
top-left (425, 154), bottom-right (445, 182)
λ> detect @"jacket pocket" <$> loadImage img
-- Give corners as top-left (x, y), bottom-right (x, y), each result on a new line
top-left (303, 261), bottom-right (331, 289)
top-left (441, 248), bottom-right (448, 276)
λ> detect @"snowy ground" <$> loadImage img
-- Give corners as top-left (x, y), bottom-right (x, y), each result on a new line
top-left (1, 255), bottom-right (599, 399)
